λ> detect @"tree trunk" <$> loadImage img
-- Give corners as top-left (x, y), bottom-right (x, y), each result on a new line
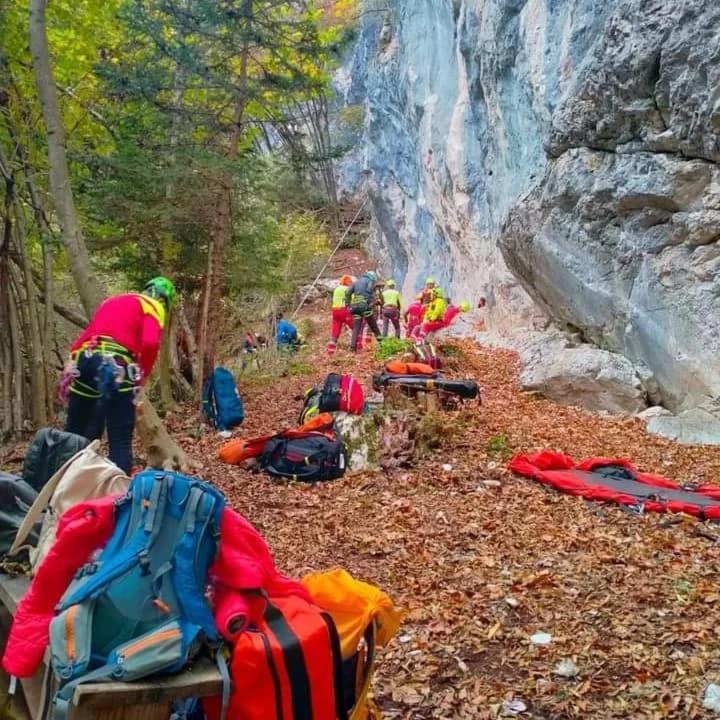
top-left (12, 200), bottom-right (48, 426)
top-left (158, 312), bottom-right (174, 414)
top-left (21, 141), bottom-right (56, 417)
top-left (28, 0), bottom-right (103, 316)
top-left (7, 274), bottom-right (25, 431)
top-left (195, 0), bottom-right (252, 402)
top-left (134, 390), bottom-right (194, 471)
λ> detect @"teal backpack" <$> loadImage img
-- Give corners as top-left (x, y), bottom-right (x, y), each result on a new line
top-left (48, 470), bottom-right (228, 719)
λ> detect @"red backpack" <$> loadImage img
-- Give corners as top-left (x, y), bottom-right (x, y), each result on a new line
top-left (299, 374), bottom-right (365, 423)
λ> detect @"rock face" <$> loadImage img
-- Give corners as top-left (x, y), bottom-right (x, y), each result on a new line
top-left (343, 0), bottom-right (720, 417)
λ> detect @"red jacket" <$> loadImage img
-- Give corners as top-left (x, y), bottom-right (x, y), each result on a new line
top-left (2, 497), bottom-right (309, 678)
top-left (71, 293), bottom-right (165, 380)
top-left (442, 305), bottom-right (461, 327)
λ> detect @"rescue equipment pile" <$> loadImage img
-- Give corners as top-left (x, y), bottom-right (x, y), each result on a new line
top-left (2, 462), bottom-right (400, 720)
top-left (219, 374), bottom-right (365, 483)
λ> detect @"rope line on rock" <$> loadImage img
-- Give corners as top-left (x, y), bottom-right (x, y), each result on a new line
top-left (291, 197), bottom-right (369, 320)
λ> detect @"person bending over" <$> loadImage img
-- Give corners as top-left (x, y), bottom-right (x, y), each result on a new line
top-left (63, 277), bottom-right (176, 473)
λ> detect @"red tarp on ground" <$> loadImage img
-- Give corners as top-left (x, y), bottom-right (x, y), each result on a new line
top-left (509, 450), bottom-right (720, 519)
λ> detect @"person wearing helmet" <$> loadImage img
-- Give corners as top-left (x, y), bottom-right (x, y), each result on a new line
top-left (327, 275), bottom-right (356, 355)
top-left (417, 293), bottom-right (471, 339)
top-left (414, 286), bottom-right (447, 339)
top-left (381, 279), bottom-right (402, 338)
top-left (441, 299), bottom-right (471, 328)
top-left (63, 277), bottom-right (176, 472)
top-left (345, 270), bottom-right (382, 352)
top-left (420, 276), bottom-right (436, 306)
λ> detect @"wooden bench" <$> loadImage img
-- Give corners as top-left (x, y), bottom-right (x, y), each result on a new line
top-left (0, 575), bottom-right (223, 720)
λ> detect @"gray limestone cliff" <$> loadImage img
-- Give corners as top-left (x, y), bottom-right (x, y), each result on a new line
top-left (339, 0), bottom-right (720, 422)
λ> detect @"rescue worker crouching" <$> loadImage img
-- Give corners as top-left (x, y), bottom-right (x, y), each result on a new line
top-left (413, 286), bottom-right (447, 339)
top-left (62, 277), bottom-right (176, 474)
top-left (276, 313), bottom-right (302, 351)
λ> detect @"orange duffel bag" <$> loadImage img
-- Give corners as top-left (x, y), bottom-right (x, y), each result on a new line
top-left (218, 414), bottom-right (336, 465)
top-left (384, 360), bottom-right (436, 376)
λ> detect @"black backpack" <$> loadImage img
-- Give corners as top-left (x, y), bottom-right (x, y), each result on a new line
top-left (299, 373), bottom-right (343, 423)
top-left (22, 428), bottom-right (89, 492)
top-left (258, 433), bottom-right (347, 483)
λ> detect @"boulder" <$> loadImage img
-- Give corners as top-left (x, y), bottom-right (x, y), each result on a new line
top-left (520, 345), bottom-right (648, 415)
top-left (334, 412), bottom-right (378, 471)
top-left (296, 278), bottom-right (337, 304)
top-left (340, 0), bottom-right (720, 417)
top-left (646, 400), bottom-right (720, 446)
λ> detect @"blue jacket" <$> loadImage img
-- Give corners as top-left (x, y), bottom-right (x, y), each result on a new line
top-left (276, 319), bottom-right (298, 346)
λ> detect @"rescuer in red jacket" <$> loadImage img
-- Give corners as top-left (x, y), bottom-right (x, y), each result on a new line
top-left (63, 277), bottom-right (176, 473)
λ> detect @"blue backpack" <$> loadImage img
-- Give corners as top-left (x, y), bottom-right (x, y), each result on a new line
top-left (48, 471), bottom-right (228, 719)
top-left (203, 367), bottom-right (245, 430)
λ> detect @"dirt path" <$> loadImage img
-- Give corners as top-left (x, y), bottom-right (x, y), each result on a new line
top-left (183, 330), bottom-right (720, 720)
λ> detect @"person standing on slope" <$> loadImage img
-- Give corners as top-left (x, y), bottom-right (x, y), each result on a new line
top-left (327, 275), bottom-right (355, 355)
top-left (63, 277), bottom-right (176, 473)
top-left (346, 270), bottom-right (382, 352)
top-left (381, 279), bottom-right (402, 338)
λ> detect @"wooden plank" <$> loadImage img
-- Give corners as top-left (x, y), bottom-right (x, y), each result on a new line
top-left (72, 658), bottom-right (222, 709)
top-left (73, 702), bottom-right (172, 720)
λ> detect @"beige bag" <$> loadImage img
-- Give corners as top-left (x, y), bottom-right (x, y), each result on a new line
top-left (10, 440), bottom-right (129, 570)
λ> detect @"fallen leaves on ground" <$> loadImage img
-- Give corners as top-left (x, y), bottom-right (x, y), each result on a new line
top-left (5, 330), bottom-right (720, 719)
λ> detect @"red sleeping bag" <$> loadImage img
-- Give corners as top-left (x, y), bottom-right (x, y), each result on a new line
top-left (510, 450), bottom-right (720, 519)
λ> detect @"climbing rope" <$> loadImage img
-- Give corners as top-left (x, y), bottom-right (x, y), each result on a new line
top-left (290, 198), bottom-right (369, 320)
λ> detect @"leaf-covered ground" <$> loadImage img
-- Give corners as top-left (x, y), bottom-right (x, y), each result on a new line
top-left (178, 329), bottom-right (720, 720)
top-left (3, 322), bottom-right (720, 719)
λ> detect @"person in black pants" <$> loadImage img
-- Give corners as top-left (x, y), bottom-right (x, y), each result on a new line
top-left (65, 352), bottom-right (137, 473)
top-left (62, 277), bottom-right (176, 473)
top-left (346, 270), bottom-right (382, 352)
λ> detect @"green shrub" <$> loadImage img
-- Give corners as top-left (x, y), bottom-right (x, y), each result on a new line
top-left (486, 433), bottom-right (512, 458)
top-left (375, 337), bottom-right (412, 361)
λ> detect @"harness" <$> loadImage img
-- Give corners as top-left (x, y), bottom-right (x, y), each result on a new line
top-left (64, 336), bottom-right (142, 402)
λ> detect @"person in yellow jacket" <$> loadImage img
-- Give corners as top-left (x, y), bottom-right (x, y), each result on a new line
top-left (381, 279), bottom-right (402, 338)
top-left (327, 275), bottom-right (357, 354)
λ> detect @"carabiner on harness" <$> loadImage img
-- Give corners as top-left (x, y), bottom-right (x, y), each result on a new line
top-left (126, 363), bottom-right (143, 383)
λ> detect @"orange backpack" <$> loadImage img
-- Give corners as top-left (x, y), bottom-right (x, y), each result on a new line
top-left (205, 595), bottom-right (344, 720)
top-left (384, 360), bottom-right (435, 376)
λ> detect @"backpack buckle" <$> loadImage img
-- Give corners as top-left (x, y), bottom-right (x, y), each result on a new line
top-left (138, 550), bottom-right (151, 576)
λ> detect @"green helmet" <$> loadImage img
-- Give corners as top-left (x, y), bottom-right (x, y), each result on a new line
top-left (460, 300), bottom-right (471, 312)
top-left (143, 276), bottom-right (177, 306)
top-left (425, 277), bottom-right (436, 287)
top-left (385, 279), bottom-right (396, 288)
